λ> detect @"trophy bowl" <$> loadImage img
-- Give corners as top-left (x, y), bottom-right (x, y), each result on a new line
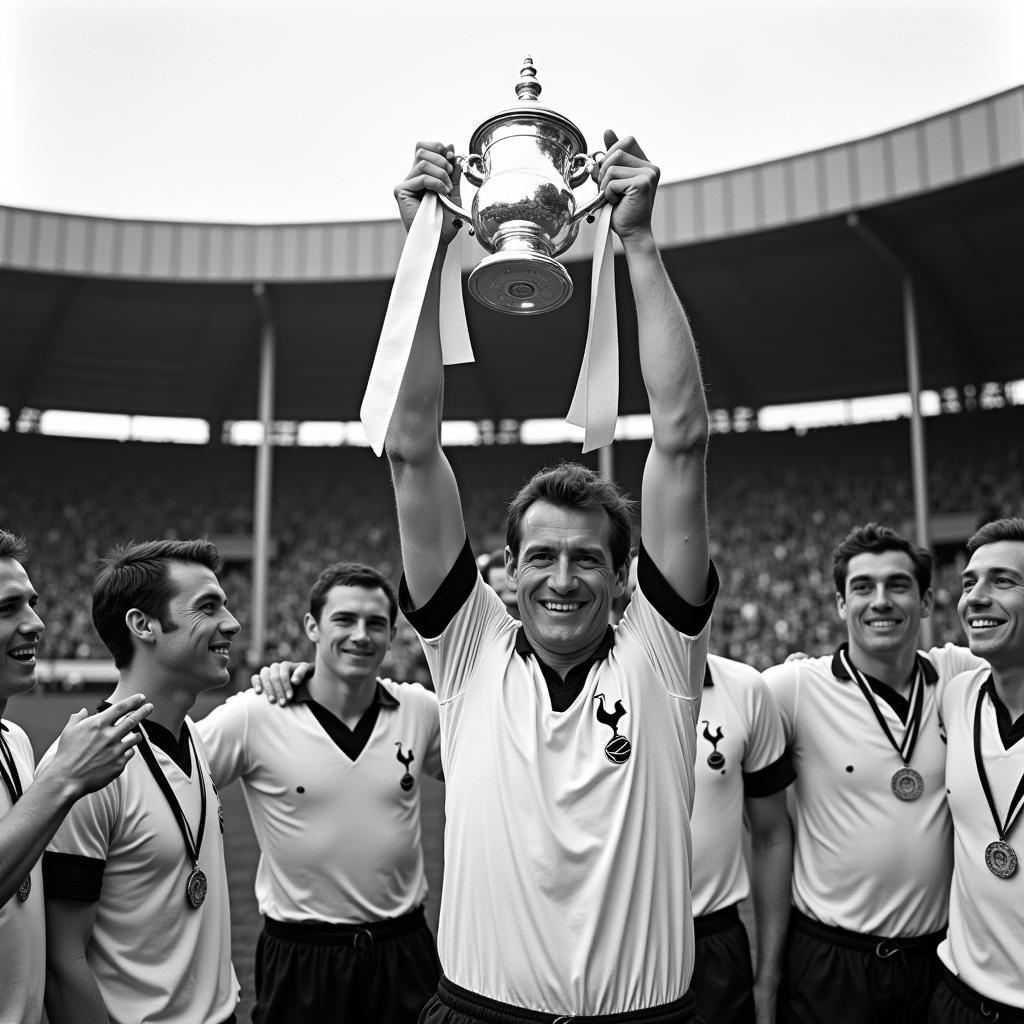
top-left (438, 57), bottom-right (605, 315)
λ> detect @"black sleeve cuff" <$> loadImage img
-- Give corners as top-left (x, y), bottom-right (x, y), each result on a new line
top-left (399, 538), bottom-right (477, 639)
top-left (636, 542), bottom-right (719, 636)
top-left (42, 851), bottom-right (104, 902)
top-left (743, 748), bottom-right (797, 798)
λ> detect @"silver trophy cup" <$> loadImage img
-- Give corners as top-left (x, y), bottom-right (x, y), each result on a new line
top-left (438, 57), bottom-right (606, 315)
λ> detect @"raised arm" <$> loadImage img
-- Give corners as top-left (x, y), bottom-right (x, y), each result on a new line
top-left (598, 132), bottom-right (710, 605)
top-left (385, 142), bottom-right (468, 607)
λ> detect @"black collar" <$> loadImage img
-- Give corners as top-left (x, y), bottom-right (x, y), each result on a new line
top-left (291, 679), bottom-right (400, 710)
top-left (830, 644), bottom-right (939, 687)
top-left (982, 675), bottom-right (1024, 749)
top-left (515, 624), bottom-right (615, 669)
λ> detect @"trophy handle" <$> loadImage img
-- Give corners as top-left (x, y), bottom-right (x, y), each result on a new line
top-left (457, 154), bottom-right (486, 188)
top-left (435, 154), bottom-right (484, 233)
top-left (568, 150), bottom-right (608, 226)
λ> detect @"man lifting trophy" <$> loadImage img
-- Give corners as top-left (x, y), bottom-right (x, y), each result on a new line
top-left (364, 53), bottom-right (719, 1024)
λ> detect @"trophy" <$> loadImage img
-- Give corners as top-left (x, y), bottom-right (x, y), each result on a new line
top-left (437, 57), bottom-right (607, 315)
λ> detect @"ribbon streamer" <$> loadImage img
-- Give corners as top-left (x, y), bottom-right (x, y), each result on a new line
top-left (361, 194), bottom-right (618, 456)
top-left (566, 203), bottom-right (619, 453)
top-left (360, 193), bottom-right (473, 456)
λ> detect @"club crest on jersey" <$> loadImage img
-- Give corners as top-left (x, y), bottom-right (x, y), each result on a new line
top-left (702, 722), bottom-right (726, 770)
top-left (395, 743), bottom-right (415, 791)
top-left (594, 693), bottom-right (631, 764)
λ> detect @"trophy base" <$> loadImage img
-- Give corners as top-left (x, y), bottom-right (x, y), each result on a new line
top-left (468, 252), bottom-right (573, 315)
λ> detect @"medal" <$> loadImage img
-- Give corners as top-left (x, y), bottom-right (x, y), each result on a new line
top-left (985, 840), bottom-right (1018, 879)
top-left (137, 724), bottom-right (210, 911)
top-left (839, 648), bottom-right (927, 800)
top-left (891, 767), bottom-right (924, 802)
top-left (972, 681), bottom-right (1024, 881)
top-left (186, 866), bottom-right (208, 908)
top-left (1, 731), bottom-right (33, 902)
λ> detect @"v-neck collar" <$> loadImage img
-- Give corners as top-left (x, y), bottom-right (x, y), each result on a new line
top-left (292, 680), bottom-right (399, 761)
top-left (830, 644), bottom-right (937, 724)
top-left (515, 625), bottom-right (615, 713)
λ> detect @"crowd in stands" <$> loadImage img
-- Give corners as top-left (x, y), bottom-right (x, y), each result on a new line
top-left (1, 405), bottom-right (1021, 680)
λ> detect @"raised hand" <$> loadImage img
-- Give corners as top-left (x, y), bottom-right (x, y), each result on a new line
top-left (48, 694), bottom-right (152, 797)
top-left (393, 141), bottom-right (464, 246)
top-left (593, 130), bottom-right (661, 243)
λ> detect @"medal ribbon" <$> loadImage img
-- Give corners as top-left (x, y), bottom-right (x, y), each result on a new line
top-left (838, 648), bottom-right (925, 767)
top-left (137, 725), bottom-right (207, 872)
top-left (972, 682), bottom-right (1024, 843)
top-left (0, 731), bottom-right (24, 803)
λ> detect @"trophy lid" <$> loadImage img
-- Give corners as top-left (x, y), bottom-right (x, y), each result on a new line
top-left (469, 56), bottom-right (588, 156)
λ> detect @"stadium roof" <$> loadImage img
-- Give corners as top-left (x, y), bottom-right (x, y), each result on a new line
top-left (1, 87), bottom-right (1022, 427)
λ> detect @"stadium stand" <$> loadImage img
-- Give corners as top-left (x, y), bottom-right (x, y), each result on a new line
top-left (3, 404), bottom-right (1020, 678)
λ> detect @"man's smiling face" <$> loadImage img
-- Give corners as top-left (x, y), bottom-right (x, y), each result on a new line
top-left (837, 550), bottom-right (931, 664)
top-left (959, 540), bottom-right (1024, 666)
top-left (0, 557), bottom-right (45, 701)
top-left (507, 501), bottom-right (627, 667)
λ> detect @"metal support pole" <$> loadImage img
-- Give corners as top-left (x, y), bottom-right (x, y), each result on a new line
top-left (251, 283), bottom-right (276, 672)
top-left (903, 276), bottom-right (934, 648)
top-left (847, 213), bottom-right (933, 646)
top-left (598, 442), bottom-right (614, 483)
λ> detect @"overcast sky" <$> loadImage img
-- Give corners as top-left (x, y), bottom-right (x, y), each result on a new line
top-left (2, 0), bottom-right (1021, 225)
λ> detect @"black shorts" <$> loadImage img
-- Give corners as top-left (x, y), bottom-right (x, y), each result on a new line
top-left (252, 906), bottom-right (441, 1024)
top-left (418, 976), bottom-right (703, 1024)
top-left (778, 910), bottom-right (943, 1024)
top-left (927, 967), bottom-right (1024, 1024)
top-left (691, 905), bottom-right (755, 1024)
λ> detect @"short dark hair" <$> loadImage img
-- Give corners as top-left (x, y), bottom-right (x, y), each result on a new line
top-left (967, 517), bottom-right (1024, 554)
top-left (0, 529), bottom-right (28, 563)
top-left (92, 539), bottom-right (223, 669)
top-left (505, 463), bottom-right (636, 573)
top-left (832, 523), bottom-right (933, 595)
top-left (308, 562), bottom-right (398, 627)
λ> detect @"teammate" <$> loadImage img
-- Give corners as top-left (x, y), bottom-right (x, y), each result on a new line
top-left (199, 562), bottom-right (443, 1024)
top-left (930, 518), bottom-right (1024, 1023)
top-left (764, 523), bottom-right (985, 1024)
top-left (0, 529), bottom-right (150, 1024)
top-left (692, 654), bottom-right (794, 1024)
top-left (42, 539), bottom-right (240, 1024)
top-left (481, 548), bottom-right (519, 617)
top-left (384, 134), bottom-right (716, 1020)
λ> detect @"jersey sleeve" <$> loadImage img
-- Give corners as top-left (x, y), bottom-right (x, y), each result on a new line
top-left (401, 539), bottom-right (516, 703)
top-left (741, 671), bottom-right (795, 798)
top-left (194, 691), bottom-right (253, 789)
top-left (761, 661), bottom-right (800, 746)
top-left (930, 642), bottom-right (988, 709)
top-left (413, 685), bottom-right (444, 781)
top-left (40, 741), bottom-right (116, 902)
top-left (616, 546), bottom-right (719, 701)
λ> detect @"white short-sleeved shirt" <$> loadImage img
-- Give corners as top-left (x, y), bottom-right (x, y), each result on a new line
top-left (0, 721), bottom-right (45, 1024)
top-left (764, 643), bottom-right (983, 938)
top-left (196, 678), bottom-right (442, 924)
top-left (691, 656), bottom-right (794, 918)
top-left (938, 667), bottom-right (1024, 1008)
top-left (42, 716), bottom-right (238, 1024)
top-left (403, 542), bottom-right (716, 1016)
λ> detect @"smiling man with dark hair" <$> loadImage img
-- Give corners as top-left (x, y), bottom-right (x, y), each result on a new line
top-left (765, 523), bottom-right (985, 1024)
top-left (42, 538), bottom-right (241, 1024)
top-left (201, 560), bottom-right (443, 1024)
top-left (0, 529), bottom-right (150, 1024)
top-left (930, 518), bottom-right (1024, 1023)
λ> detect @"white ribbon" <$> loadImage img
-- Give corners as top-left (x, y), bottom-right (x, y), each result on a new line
top-left (566, 203), bottom-right (618, 453)
top-left (361, 194), bottom-right (619, 456)
top-left (360, 193), bottom-right (473, 456)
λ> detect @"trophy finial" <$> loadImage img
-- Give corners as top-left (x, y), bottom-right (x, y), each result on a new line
top-left (515, 56), bottom-right (542, 102)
